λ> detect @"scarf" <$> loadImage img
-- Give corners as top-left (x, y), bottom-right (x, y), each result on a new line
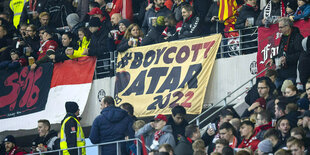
top-left (264, 0), bottom-right (285, 19)
top-left (154, 130), bottom-right (165, 141)
top-left (246, 4), bottom-right (258, 11)
top-left (29, 0), bottom-right (37, 11)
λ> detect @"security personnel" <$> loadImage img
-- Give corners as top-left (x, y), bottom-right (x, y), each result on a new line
top-left (60, 101), bottom-right (85, 155)
top-left (9, 0), bottom-right (28, 28)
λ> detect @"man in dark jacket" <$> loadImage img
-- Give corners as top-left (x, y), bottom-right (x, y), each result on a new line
top-left (204, 0), bottom-right (225, 34)
top-left (141, 16), bottom-right (166, 46)
top-left (273, 17), bottom-right (304, 89)
top-left (255, 0), bottom-right (286, 27)
top-left (89, 96), bottom-right (135, 155)
top-left (3, 135), bottom-right (26, 155)
top-left (142, 0), bottom-right (171, 34)
top-left (178, 4), bottom-right (201, 39)
top-left (20, 0), bottom-right (48, 27)
top-left (174, 124), bottom-right (201, 155)
top-left (166, 105), bottom-right (188, 144)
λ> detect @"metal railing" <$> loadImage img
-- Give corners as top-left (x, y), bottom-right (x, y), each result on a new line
top-left (189, 67), bottom-right (268, 127)
top-left (27, 138), bottom-right (150, 155)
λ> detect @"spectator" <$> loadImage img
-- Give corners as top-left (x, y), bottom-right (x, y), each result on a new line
top-left (238, 121), bottom-right (260, 152)
top-left (88, 7), bottom-right (112, 31)
top-left (0, 13), bottom-right (19, 39)
top-left (174, 124), bottom-right (201, 155)
top-left (290, 0), bottom-right (310, 21)
top-left (287, 137), bottom-right (305, 155)
top-left (205, 0), bottom-right (224, 34)
top-left (284, 84), bottom-right (298, 97)
top-left (299, 36), bottom-right (310, 87)
top-left (9, 0), bottom-right (26, 28)
top-left (49, 32), bottom-right (73, 63)
top-left (38, 12), bottom-right (51, 28)
top-left (31, 119), bottom-right (58, 153)
top-left (133, 120), bottom-right (146, 133)
top-left (135, 114), bottom-right (175, 150)
top-left (275, 101), bottom-right (287, 119)
top-left (256, 0), bottom-right (286, 27)
top-left (171, 0), bottom-right (185, 22)
top-left (0, 25), bottom-right (12, 62)
top-left (276, 118), bottom-right (291, 145)
top-left (0, 50), bottom-right (26, 70)
top-left (167, 105), bottom-right (188, 144)
top-left (20, 0), bottom-right (48, 27)
top-left (286, 1), bottom-right (298, 16)
top-left (44, 0), bottom-right (74, 28)
top-left (117, 23), bottom-right (143, 52)
top-left (66, 27), bottom-right (91, 59)
top-left (242, 97), bottom-right (266, 118)
top-left (141, 16), bottom-right (165, 46)
top-left (3, 135), bottom-right (26, 155)
top-left (274, 149), bottom-right (292, 155)
top-left (297, 80), bottom-right (310, 111)
top-left (235, 0), bottom-right (260, 54)
top-left (142, 0), bottom-right (171, 34)
top-left (114, 19), bottom-right (131, 45)
top-left (218, 122), bottom-right (240, 149)
top-left (30, 28), bottom-right (58, 70)
top-left (109, 0), bottom-right (133, 21)
top-left (25, 24), bottom-right (40, 56)
top-left (162, 14), bottom-right (181, 41)
top-left (120, 102), bottom-right (137, 121)
top-left (257, 139), bottom-right (273, 155)
top-left (271, 17), bottom-right (304, 89)
top-left (89, 96), bottom-right (135, 154)
top-left (230, 118), bottom-right (241, 133)
top-left (214, 139), bottom-right (229, 153)
top-left (264, 128), bottom-right (285, 152)
top-left (111, 13), bottom-right (122, 29)
top-left (178, 4), bottom-right (201, 39)
top-left (285, 103), bottom-right (301, 128)
top-left (281, 79), bottom-right (294, 96)
top-left (192, 139), bottom-right (205, 152)
top-left (60, 101), bottom-right (85, 155)
top-left (159, 144), bottom-right (174, 155)
top-left (290, 127), bottom-right (306, 140)
top-left (254, 110), bottom-right (272, 141)
top-left (66, 13), bottom-right (84, 37)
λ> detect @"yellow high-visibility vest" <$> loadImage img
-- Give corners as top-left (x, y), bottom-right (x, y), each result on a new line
top-left (60, 116), bottom-right (86, 155)
top-left (9, 0), bottom-right (28, 28)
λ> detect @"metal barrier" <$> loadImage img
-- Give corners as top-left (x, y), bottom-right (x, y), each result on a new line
top-left (189, 67), bottom-right (268, 127)
top-left (27, 138), bottom-right (150, 155)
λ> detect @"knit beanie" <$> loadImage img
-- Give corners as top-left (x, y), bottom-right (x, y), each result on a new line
top-left (118, 19), bottom-right (131, 28)
top-left (258, 139), bottom-right (273, 153)
top-left (3, 135), bottom-right (16, 144)
top-left (286, 1), bottom-right (298, 12)
top-left (65, 101), bottom-right (79, 113)
top-left (66, 13), bottom-right (80, 28)
top-left (281, 80), bottom-right (294, 93)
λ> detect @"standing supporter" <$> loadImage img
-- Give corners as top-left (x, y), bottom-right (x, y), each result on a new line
top-left (114, 19), bottom-right (131, 45)
top-left (135, 114), bottom-right (175, 150)
top-left (257, 139), bottom-right (273, 155)
top-left (117, 23), bottom-right (143, 52)
top-left (142, 0), bottom-right (171, 34)
top-left (218, 122), bottom-right (240, 149)
top-left (166, 105), bottom-right (188, 144)
top-left (287, 137), bottom-right (306, 155)
top-left (242, 97), bottom-right (266, 118)
top-left (171, 0), bottom-right (185, 22)
top-left (214, 139), bottom-right (229, 154)
top-left (284, 103), bottom-right (300, 128)
top-left (270, 17), bottom-right (304, 89)
top-left (178, 4), bottom-right (201, 39)
top-left (88, 7), bottom-right (112, 33)
top-left (299, 37), bottom-right (310, 87)
top-left (89, 96), bottom-right (135, 154)
top-left (38, 12), bottom-right (51, 29)
top-left (94, 0), bottom-right (111, 21)
top-left (44, 0), bottom-right (74, 28)
top-left (30, 28), bottom-right (57, 70)
top-left (235, 0), bottom-right (260, 54)
top-left (238, 121), bottom-right (260, 152)
top-left (0, 50), bottom-right (26, 70)
top-left (284, 84), bottom-right (298, 98)
top-left (286, 1), bottom-right (298, 16)
top-left (264, 128), bottom-right (286, 152)
top-left (20, 0), bottom-right (48, 27)
top-left (290, 0), bottom-right (310, 21)
top-left (66, 27), bottom-right (91, 59)
top-left (49, 32), bottom-right (73, 63)
top-left (84, 17), bottom-right (113, 59)
top-left (9, 0), bottom-right (27, 28)
top-left (297, 80), bottom-right (310, 111)
top-left (275, 101), bottom-right (287, 119)
top-left (254, 110), bottom-right (272, 141)
top-left (0, 25), bottom-right (13, 62)
top-left (136, 0), bottom-right (153, 27)
top-left (204, 0), bottom-right (225, 34)
top-left (276, 118), bottom-right (291, 145)
top-left (255, 0), bottom-right (286, 27)
top-left (31, 119), bottom-right (58, 153)
top-left (66, 13), bottom-right (84, 37)
top-left (109, 0), bottom-right (133, 21)
top-left (174, 124), bottom-right (201, 155)
top-left (25, 24), bottom-right (40, 56)
top-left (3, 135), bottom-right (26, 155)
top-left (111, 13), bottom-right (122, 30)
top-left (76, 0), bottom-right (89, 22)
top-left (60, 101), bottom-right (85, 155)
top-left (141, 16), bottom-right (165, 46)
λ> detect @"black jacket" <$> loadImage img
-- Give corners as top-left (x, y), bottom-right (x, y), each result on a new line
top-left (178, 15), bottom-right (201, 39)
top-left (88, 27), bottom-right (114, 59)
top-left (117, 38), bottom-right (141, 52)
top-left (166, 116), bottom-right (188, 144)
top-left (142, 6), bottom-right (171, 34)
top-left (235, 4), bottom-right (260, 29)
top-left (256, 1), bottom-right (284, 26)
top-left (20, 0), bottom-right (48, 27)
top-left (298, 40), bottom-right (310, 85)
top-left (276, 27), bottom-right (304, 80)
top-left (25, 35), bottom-right (40, 53)
top-left (204, 2), bottom-right (225, 34)
top-left (32, 130), bottom-right (58, 154)
top-left (141, 26), bottom-right (165, 46)
top-left (60, 113), bottom-right (79, 155)
top-left (174, 136), bottom-right (194, 155)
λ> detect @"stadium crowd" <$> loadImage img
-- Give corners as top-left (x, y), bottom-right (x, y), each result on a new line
top-left (1, 0), bottom-right (310, 154)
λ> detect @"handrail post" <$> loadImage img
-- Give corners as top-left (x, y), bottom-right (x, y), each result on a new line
top-left (78, 147), bottom-right (80, 155)
top-left (98, 145), bottom-right (101, 155)
top-left (224, 98), bottom-right (227, 106)
top-left (117, 141), bottom-right (119, 155)
top-left (239, 29), bottom-right (242, 55)
top-left (137, 139), bottom-right (140, 155)
top-left (59, 150), bottom-right (61, 155)
top-left (196, 118), bottom-right (200, 127)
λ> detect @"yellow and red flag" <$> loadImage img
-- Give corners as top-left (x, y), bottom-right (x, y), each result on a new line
top-left (218, 0), bottom-right (239, 37)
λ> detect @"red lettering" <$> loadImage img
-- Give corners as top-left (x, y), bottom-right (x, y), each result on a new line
top-left (203, 41), bottom-right (215, 58)
top-left (27, 67), bottom-right (42, 107)
top-left (0, 73), bottom-right (20, 111)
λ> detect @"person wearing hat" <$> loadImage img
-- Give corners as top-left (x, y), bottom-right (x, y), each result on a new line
top-left (178, 4), bottom-right (201, 39)
top-left (242, 97), bottom-right (266, 118)
top-left (89, 96), bottom-right (135, 154)
top-left (257, 139), bottom-right (273, 155)
top-left (290, 0), bottom-right (310, 21)
top-left (114, 19), bottom-right (131, 45)
top-left (88, 7), bottom-right (112, 31)
top-left (286, 1), bottom-right (298, 16)
top-left (141, 16), bottom-right (166, 46)
top-left (60, 101), bottom-right (85, 155)
top-left (3, 135), bottom-right (26, 155)
top-left (238, 121), bottom-right (260, 152)
top-left (30, 27), bottom-right (58, 71)
top-left (135, 114), bottom-right (175, 150)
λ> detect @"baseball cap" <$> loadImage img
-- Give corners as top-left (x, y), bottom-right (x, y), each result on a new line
top-left (154, 114), bottom-right (167, 122)
top-left (88, 7), bottom-right (103, 15)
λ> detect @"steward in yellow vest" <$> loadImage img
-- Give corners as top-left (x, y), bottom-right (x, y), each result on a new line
top-left (60, 101), bottom-right (85, 155)
top-left (10, 0), bottom-right (28, 28)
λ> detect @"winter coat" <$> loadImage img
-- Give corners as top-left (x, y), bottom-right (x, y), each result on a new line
top-left (88, 28), bottom-right (114, 59)
top-left (67, 37), bottom-right (90, 59)
top-left (60, 113), bottom-right (80, 155)
top-left (25, 35), bottom-right (40, 55)
top-left (178, 15), bottom-right (201, 39)
top-left (45, 0), bottom-right (74, 28)
top-left (135, 123), bottom-right (176, 150)
top-left (89, 106), bottom-right (135, 155)
top-left (109, 0), bottom-right (133, 21)
top-left (275, 27), bottom-right (304, 80)
top-left (142, 6), bottom-right (171, 34)
top-left (256, 1), bottom-right (283, 26)
top-left (293, 4), bottom-right (310, 21)
top-left (117, 37), bottom-right (142, 52)
top-left (238, 134), bottom-right (260, 152)
top-left (166, 116), bottom-right (188, 144)
top-left (20, 0), bottom-right (48, 28)
top-left (36, 39), bottom-right (58, 65)
top-left (205, 2), bottom-right (225, 34)
top-left (171, 3), bottom-right (184, 22)
top-left (32, 130), bottom-right (58, 154)
top-left (141, 26), bottom-right (165, 46)
top-left (254, 121), bottom-right (273, 141)
top-left (174, 136), bottom-right (193, 155)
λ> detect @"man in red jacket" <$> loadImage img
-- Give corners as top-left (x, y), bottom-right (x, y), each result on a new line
top-left (4, 135), bottom-right (26, 155)
top-left (109, 0), bottom-right (133, 21)
top-left (238, 121), bottom-right (260, 152)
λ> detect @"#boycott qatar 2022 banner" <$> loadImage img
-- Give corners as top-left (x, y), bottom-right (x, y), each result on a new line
top-left (115, 34), bottom-right (222, 117)
top-left (257, 19), bottom-right (310, 77)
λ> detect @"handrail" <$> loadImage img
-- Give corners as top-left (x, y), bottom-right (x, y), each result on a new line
top-left (189, 67), bottom-right (269, 125)
top-left (27, 138), bottom-right (149, 155)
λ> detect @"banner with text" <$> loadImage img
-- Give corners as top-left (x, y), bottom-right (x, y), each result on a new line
top-left (0, 63), bottom-right (53, 119)
top-left (257, 20), bottom-right (310, 77)
top-left (115, 34), bottom-right (222, 117)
